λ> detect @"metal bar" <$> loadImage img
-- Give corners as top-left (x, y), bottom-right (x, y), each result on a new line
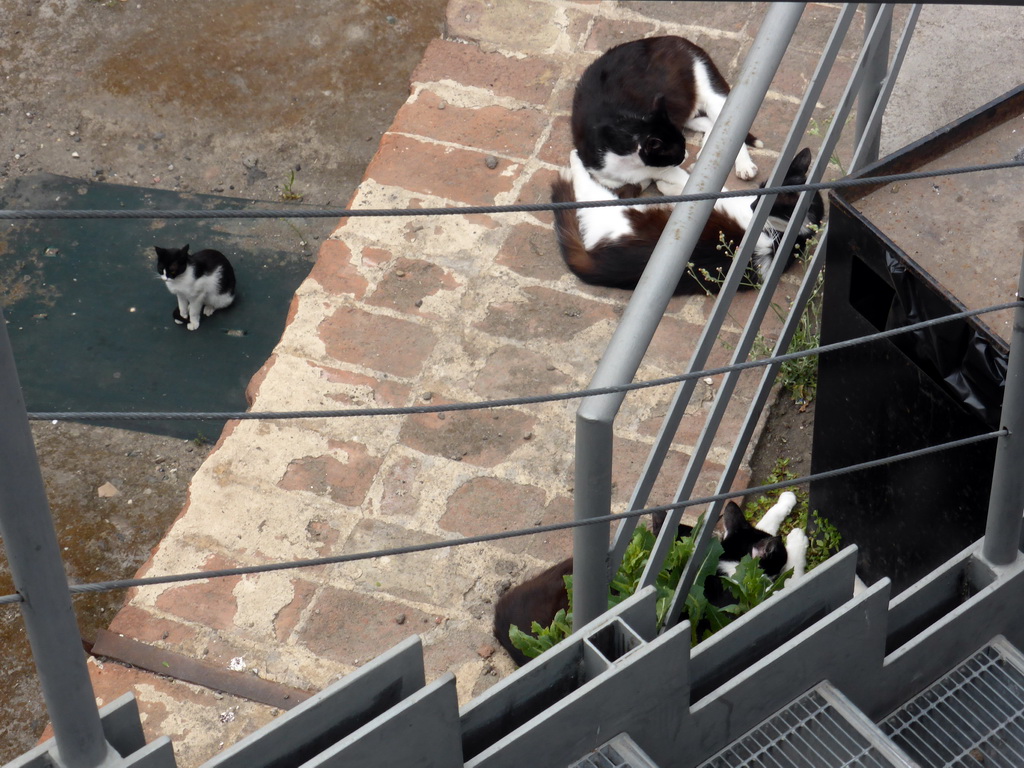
top-left (572, 2), bottom-right (808, 627)
top-left (982, 253), bottom-right (1024, 565)
top-left (855, 5), bottom-right (893, 166)
top-left (706, 4), bottom-right (920, 510)
top-left (631, 2), bottom-right (857, 587)
top-left (0, 307), bottom-right (117, 768)
top-left (573, 416), bottom-right (614, 629)
top-left (658, 1), bottom-right (899, 624)
top-left (849, 4), bottom-right (922, 175)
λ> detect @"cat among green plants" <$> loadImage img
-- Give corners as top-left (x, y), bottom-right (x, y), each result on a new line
top-left (495, 487), bottom-right (834, 665)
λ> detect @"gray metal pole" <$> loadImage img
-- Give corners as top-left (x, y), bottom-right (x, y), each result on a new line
top-left (571, 1), bottom-right (806, 629)
top-left (572, 416), bottom-right (613, 630)
top-left (0, 308), bottom-right (118, 768)
top-left (855, 4), bottom-right (892, 167)
top-left (983, 257), bottom-right (1024, 565)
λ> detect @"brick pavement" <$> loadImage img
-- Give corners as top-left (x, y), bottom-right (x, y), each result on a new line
top-left (84, 2), bottom-right (865, 764)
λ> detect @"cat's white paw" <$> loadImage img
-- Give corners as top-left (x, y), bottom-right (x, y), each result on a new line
top-left (203, 306), bottom-right (215, 317)
top-left (784, 528), bottom-right (809, 584)
top-left (187, 321), bottom-right (200, 331)
top-left (655, 179), bottom-right (684, 196)
top-left (735, 158), bottom-right (758, 181)
top-left (786, 527), bottom-right (808, 556)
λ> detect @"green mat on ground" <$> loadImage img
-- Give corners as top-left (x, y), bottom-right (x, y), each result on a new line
top-left (1, 174), bottom-right (322, 439)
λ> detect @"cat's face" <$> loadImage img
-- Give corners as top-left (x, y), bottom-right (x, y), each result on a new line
top-left (600, 97), bottom-right (686, 168)
top-left (758, 147), bottom-right (825, 232)
top-left (155, 245), bottom-right (190, 281)
top-left (751, 536), bottom-right (787, 577)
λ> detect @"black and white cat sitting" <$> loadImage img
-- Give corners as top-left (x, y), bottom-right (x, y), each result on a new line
top-left (550, 147), bottom-right (824, 294)
top-left (572, 35), bottom-right (764, 195)
top-left (155, 244), bottom-right (236, 331)
top-left (493, 493), bottom-right (807, 666)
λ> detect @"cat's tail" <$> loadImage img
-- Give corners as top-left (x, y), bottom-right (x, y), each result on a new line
top-left (550, 175), bottom-right (668, 291)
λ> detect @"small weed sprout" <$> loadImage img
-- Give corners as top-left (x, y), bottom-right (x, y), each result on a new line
top-left (280, 170), bottom-right (304, 202)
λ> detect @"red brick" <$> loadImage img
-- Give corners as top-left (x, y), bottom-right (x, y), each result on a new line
top-left (366, 255), bottom-right (461, 317)
top-left (440, 477), bottom-right (572, 561)
top-left (612, 436), bottom-right (692, 509)
top-left (475, 285), bottom-right (617, 342)
top-left (631, 2), bottom-right (752, 34)
top-left (412, 39), bottom-right (560, 106)
top-left (585, 19), bottom-right (658, 53)
top-left (274, 579), bottom-right (318, 643)
top-left (318, 305), bottom-right (436, 378)
top-left (400, 400), bottom-right (535, 468)
top-left (538, 114), bottom-right (574, 167)
top-left (367, 133), bottom-right (516, 205)
top-left (473, 345), bottom-right (571, 399)
top-left (308, 239), bottom-right (368, 299)
top-left (245, 353), bottom-right (277, 406)
top-left (308, 361), bottom-right (412, 408)
top-left (298, 586), bottom-right (434, 666)
top-left (155, 555), bottom-right (242, 631)
top-left (446, 0), bottom-right (561, 51)
top-left (392, 90), bottom-right (547, 158)
top-left (495, 222), bottom-right (567, 283)
top-left (278, 440), bottom-right (382, 507)
top-left (378, 454), bottom-right (427, 518)
top-left (515, 166), bottom-right (559, 227)
top-left (108, 605), bottom-right (198, 647)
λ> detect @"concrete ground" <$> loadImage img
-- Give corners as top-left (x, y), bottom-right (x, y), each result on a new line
top-left (21, 2), bottom-right (1024, 766)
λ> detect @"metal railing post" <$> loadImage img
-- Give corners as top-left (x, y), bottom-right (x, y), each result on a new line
top-left (571, 2), bottom-right (806, 629)
top-left (0, 307), bottom-right (118, 768)
top-left (572, 416), bottom-right (614, 629)
top-left (855, 4), bottom-right (892, 166)
top-left (983, 256), bottom-right (1024, 565)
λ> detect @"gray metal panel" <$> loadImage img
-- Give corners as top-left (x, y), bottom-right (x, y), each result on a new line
top-left (570, 733), bottom-right (662, 768)
top-left (466, 619), bottom-right (691, 768)
top-left (883, 638), bottom-right (1024, 766)
top-left (699, 682), bottom-right (916, 767)
top-left (119, 740), bottom-right (176, 768)
top-left (685, 582), bottom-right (892, 765)
top-left (203, 635), bottom-right (425, 768)
top-left (690, 547), bottom-right (860, 702)
top-left (878, 542), bottom-right (1024, 720)
top-left (6, 694), bottom-right (175, 768)
top-left (460, 589), bottom-right (657, 762)
top-left (299, 674), bottom-right (462, 768)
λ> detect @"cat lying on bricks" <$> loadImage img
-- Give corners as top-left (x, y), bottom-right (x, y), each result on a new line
top-left (494, 493), bottom-right (807, 666)
top-left (551, 148), bottom-right (824, 296)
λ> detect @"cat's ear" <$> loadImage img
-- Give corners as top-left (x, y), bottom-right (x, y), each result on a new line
top-left (651, 94), bottom-right (668, 115)
top-left (182, 244), bottom-right (190, 255)
top-left (788, 147), bottom-right (812, 179)
top-left (722, 502), bottom-right (748, 537)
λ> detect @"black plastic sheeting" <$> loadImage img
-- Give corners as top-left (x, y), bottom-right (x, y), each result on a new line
top-left (884, 252), bottom-right (1008, 430)
top-left (0, 174), bottom-right (319, 439)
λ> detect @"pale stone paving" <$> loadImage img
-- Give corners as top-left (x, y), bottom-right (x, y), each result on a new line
top-left (85, 3), bottom-right (862, 765)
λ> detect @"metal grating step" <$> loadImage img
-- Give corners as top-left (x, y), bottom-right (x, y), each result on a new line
top-left (698, 682), bottom-right (917, 767)
top-left (569, 733), bottom-right (661, 768)
top-left (881, 636), bottom-right (1024, 767)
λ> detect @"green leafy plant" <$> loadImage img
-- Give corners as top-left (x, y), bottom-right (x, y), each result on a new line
top-left (508, 517), bottom-right (792, 659)
top-left (807, 114), bottom-right (848, 176)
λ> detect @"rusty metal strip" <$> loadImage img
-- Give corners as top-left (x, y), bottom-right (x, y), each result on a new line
top-left (92, 629), bottom-right (311, 711)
